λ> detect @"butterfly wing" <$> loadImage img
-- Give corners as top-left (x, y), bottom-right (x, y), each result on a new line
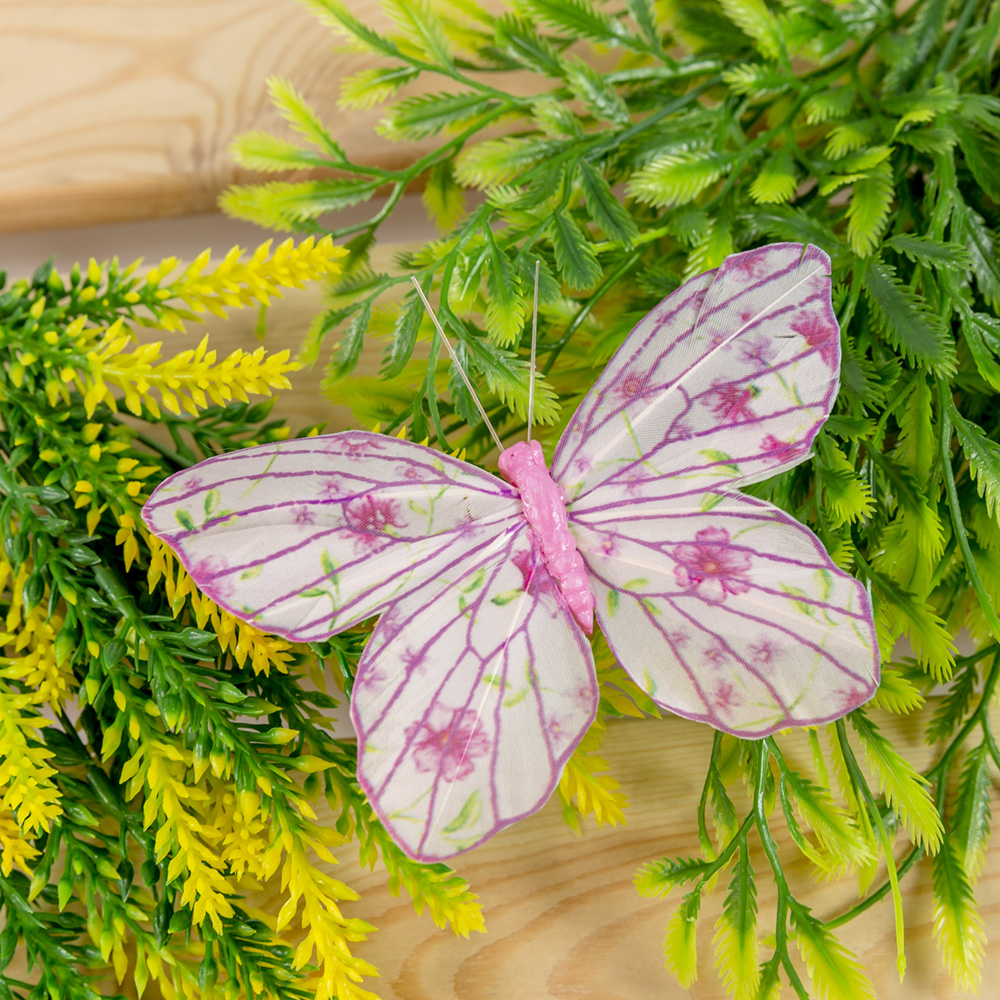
top-left (352, 524), bottom-right (598, 861)
top-left (141, 431), bottom-right (521, 642)
top-left (556, 243), bottom-right (878, 735)
top-left (571, 491), bottom-right (877, 736)
top-left (552, 243), bottom-right (840, 502)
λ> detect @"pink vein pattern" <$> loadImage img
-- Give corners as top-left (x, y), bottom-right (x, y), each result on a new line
top-left (141, 241), bottom-right (879, 861)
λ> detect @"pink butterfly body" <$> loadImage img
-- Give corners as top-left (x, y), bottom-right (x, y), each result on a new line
top-left (143, 243), bottom-right (880, 861)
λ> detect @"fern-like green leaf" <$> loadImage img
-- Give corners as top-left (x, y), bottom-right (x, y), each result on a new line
top-left (712, 839), bottom-right (758, 1000)
top-left (267, 76), bottom-right (349, 157)
top-left (382, 0), bottom-right (453, 65)
top-left (664, 890), bottom-right (701, 988)
top-left (339, 65), bottom-right (419, 110)
top-left (482, 230), bottom-right (525, 347)
top-left (382, 291), bottom-right (425, 379)
top-left (850, 712), bottom-right (943, 852)
top-left (627, 150), bottom-right (731, 208)
top-left (862, 260), bottom-right (956, 374)
top-left (379, 92), bottom-right (492, 140)
top-left (869, 667), bottom-right (925, 715)
top-left (229, 132), bottom-right (338, 172)
top-left (846, 162), bottom-right (893, 256)
top-left (422, 161), bottom-right (466, 233)
top-left (954, 205), bottom-right (1000, 310)
top-left (748, 149), bottom-right (797, 204)
top-left (519, 0), bottom-right (626, 44)
top-left (815, 438), bottom-right (875, 528)
top-left (948, 402), bottom-right (1000, 525)
top-left (951, 743), bottom-right (993, 883)
top-left (958, 303), bottom-right (1000, 392)
top-left (548, 209), bottom-right (602, 290)
top-left (493, 15), bottom-right (564, 75)
top-left (824, 120), bottom-right (875, 159)
top-left (792, 909), bottom-right (876, 1000)
top-left (564, 57), bottom-right (631, 125)
top-left (455, 137), bottom-right (557, 188)
top-left (301, 0), bottom-right (402, 57)
top-left (803, 86), bottom-right (857, 126)
top-left (634, 857), bottom-right (714, 898)
top-left (463, 336), bottom-right (559, 423)
top-left (721, 62), bottom-right (790, 96)
top-left (718, 0), bottom-right (784, 62)
top-left (884, 234), bottom-right (970, 270)
top-left (931, 835), bottom-right (986, 993)
top-left (576, 160), bottom-right (638, 245)
top-left (220, 180), bottom-right (378, 231)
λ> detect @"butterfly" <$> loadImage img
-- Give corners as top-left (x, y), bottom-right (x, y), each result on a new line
top-left (142, 242), bottom-right (879, 862)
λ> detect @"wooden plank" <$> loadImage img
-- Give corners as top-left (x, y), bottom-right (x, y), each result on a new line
top-left (253, 716), bottom-right (1000, 1000)
top-left (0, 0), bottom-right (446, 233)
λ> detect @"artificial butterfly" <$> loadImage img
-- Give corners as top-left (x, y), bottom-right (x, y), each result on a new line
top-left (142, 242), bottom-right (879, 862)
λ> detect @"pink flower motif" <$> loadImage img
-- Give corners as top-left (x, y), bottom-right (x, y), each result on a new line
top-left (668, 629), bottom-right (689, 648)
top-left (731, 253), bottom-right (767, 280)
top-left (835, 686), bottom-right (868, 713)
top-left (294, 506), bottom-right (316, 525)
top-left (760, 434), bottom-right (806, 464)
top-left (791, 312), bottom-right (838, 369)
top-left (344, 495), bottom-right (401, 543)
top-left (407, 708), bottom-right (491, 782)
top-left (749, 638), bottom-right (775, 665)
top-left (401, 647), bottom-right (426, 674)
top-left (705, 381), bottom-right (758, 422)
top-left (673, 527), bottom-right (752, 604)
top-left (616, 371), bottom-right (650, 401)
top-left (740, 334), bottom-right (776, 367)
top-left (712, 681), bottom-right (741, 712)
top-left (703, 643), bottom-right (728, 667)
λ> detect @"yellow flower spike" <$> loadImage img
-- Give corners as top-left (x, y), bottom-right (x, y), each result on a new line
top-left (38, 449), bottom-right (59, 463)
top-left (87, 259), bottom-right (102, 285)
top-left (78, 287), bottom-right (97, 303)
top-left (43, 331), bottom-right (59, 346)
top-left (29, 298), bottom-right (45, 319)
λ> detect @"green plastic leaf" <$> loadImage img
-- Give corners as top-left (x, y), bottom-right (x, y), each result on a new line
top-left (718, 0), bottom-right (784, 62)
top-left (850, 712), bottom-right (943, 852)
top-left (548, 209), bottom-right (602, 290)
top-left (931, 835), bottom-right (986, 993)
top-left (862, 260), bottom-right (955, 374)
top-left (383, 0), bottom-right (453, 65)
top-left (627, 150), bottom-right (731, 208)
top-left (379, 92), bottom-right (491, 140)
top-left (664, 890), bottom-right (701, 988)
top-left (634, 857), bottom-right (714, 898)
top-left (749, 149), bottom-right (797, 204)
top-left (792, 909), bottom-right (876, 1000)
top-left (846, 163), bottom-right (893, 257)
top-left (712, 840), bottom-right (758, 1000)
top-left (948, 402), bottom-right (1000, 525)
top-left (951, 743), bottom-right (993, 883)
top-left (576, 160), bottom-right (638, 244)
top-left (564, 57), bottom-right (630, 125)
top-left (483, 230), bottom-right (525, 347)
top-left (422, 160), bottom-right (466, 233)
top-left (339, 65), bottom-right (420, 110)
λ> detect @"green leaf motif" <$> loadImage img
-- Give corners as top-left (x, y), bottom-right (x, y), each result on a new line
top-left (443, 791), bottom-right (482, 833)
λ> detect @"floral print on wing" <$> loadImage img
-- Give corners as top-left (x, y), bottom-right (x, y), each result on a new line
top-left (344, 495), bottom-right (402, 546)
top-left (791, 312), bottom-right (838, 369)
top-left (760, 434), bottom-right (807, 465)
top-left (705, 381), bottom-right (758, 423)
top-left (512, 546), bottom-right (558, 598)
top-left (673, 527), bottom-right (752, 604)
top-left (407, 707), bottom-right (491, 782)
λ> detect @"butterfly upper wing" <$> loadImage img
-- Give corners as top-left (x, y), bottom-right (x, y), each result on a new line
top-left (571, 491), bottom-right (878, 736)
top-left (141, 431), bottom-right (521, 643)
top-left (352, 524), bottom-right (597, 861)
top-left (556, 243), bottom-right (878, 736)
top-left (553, 244), bottom-right (840, 503)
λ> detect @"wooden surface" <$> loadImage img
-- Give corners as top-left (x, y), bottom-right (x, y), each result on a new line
top-left (277, 717), bottom-right (1000, 1000)
top-left (0, 0), bottom-right (466, 233)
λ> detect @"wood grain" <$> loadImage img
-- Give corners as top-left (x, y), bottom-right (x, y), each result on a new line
top-left (253, 716), bottom-right (1000, 1000)
top-left (0, 0), bottom-right (476, 233)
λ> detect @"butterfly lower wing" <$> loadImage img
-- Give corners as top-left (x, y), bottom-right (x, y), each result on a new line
top-left (572, 492), bottom-right (878, 737)
top-left (553, 244), bottom-right (839, 506)
top-left (141, 431), bottom-right (521, 642)
top-left (352, 525), bottom-right (598, 861)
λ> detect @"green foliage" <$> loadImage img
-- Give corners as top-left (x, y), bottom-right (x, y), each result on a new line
top-left (224, 0), bottom-right (1000, 996)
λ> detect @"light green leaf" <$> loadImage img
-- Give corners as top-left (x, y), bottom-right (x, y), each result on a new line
top-left (379, 92), bottom-right (490, 140)
top-left (824, 120), bottom-right (875, 159)
top-left (664, 890), bottom-right (701, 988)
top-left (576, 160), bottom-right (638, 244)
top-left (634, 857), bottom-right (713, 898)
top-left (952, 743), bottom-right (993, 883)
top-left (718, 0), bottom-right (784, 62)
top-left (869, 668), bottom-right (924, 715)
top-left (862, 260), bottom-right (956, 374)
top-left (382, 291), bottom-right (426, 379)
top-left (339, 65), bottom-right (419, 110)
top-left (549, 209), bottom-right (602, 290)
top-left (931, 836), bottom-right (986, 993)
top-left (948, 403), bottom-right (1000, 525)
top-left (792, 910), bottom-right (876, 1000)
top-left (628, 150), bottom-right (731, 208)
top-left (803, 86), bottom-right (857, 125)
top-left (423, 160), bottom-right (466, 233)
top-left (713, 840), bottom-right (758, 1000)
top-left (564, 57), bottom-right (631, 125)
top-left (383, 0), bottom-right (453, 65)
top-left (846, 162), bottom-right (893, 257)
top-left (483, 229), bottom-right (525, 346)
top-left (455, 137), bottom-right (556, 188)
top-left (850, 712), bottom-right (943, 852)
top-left (749, 149), bottom-right (797, 204)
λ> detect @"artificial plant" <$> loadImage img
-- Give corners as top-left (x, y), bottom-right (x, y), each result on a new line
top-left (218, 0), bottom-right (1000, 996)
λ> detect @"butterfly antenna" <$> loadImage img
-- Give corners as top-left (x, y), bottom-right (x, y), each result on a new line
top-left (410, 277), bottom-right (504, 453)
top-left (527, 259), bottom-right (540, 442)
